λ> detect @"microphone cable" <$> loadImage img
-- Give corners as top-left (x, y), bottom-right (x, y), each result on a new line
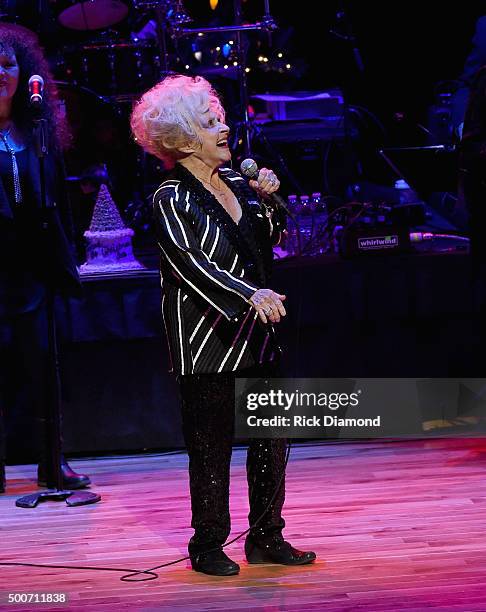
top-left (0, 441), bottom-right (291, 582)
top-left (120, 439), bottom-right (291, 582)
top-left (0, 163), bottom-right (297, 581)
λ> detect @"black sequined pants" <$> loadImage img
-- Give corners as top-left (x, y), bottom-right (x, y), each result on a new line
top-left (178, 361), bottom-right (287, 555)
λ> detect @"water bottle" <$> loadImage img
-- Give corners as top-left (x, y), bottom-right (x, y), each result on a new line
top-left (310, 192), bottom-right (321, 213)
top-left (299, 194), bottom-right (310, 215)
top-left (285, 224), bottom-right (300, 256)
top-left (287, 194), bottom-right (298, 213)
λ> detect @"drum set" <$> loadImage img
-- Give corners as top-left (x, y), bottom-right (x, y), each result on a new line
top-left (51, 0), bottom-right (176, 97)
top-left (47, 0), bottom-right (278, 174)
top-left (1, 0), bottom-right (280, 254)
top-left (55, 0), bottom-right (130, 31)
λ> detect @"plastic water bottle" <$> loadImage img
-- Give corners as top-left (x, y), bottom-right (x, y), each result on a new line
top-left (299, 195), bottom-right (310, 215)
top-left (287, 194), bottom-right (298, 213)
top-left (285, 224), bottom-right (300, 256)
top-left (311, 192), bottom-right (321, 213)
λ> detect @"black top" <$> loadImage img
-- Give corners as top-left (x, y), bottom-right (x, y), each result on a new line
top-left (0, 145), bottom-right (81, 317)
top-left (0, 149), bottom-right (47, 315)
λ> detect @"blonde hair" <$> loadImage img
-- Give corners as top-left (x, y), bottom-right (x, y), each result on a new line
top-left (130, 74), bottom-right (225, 167)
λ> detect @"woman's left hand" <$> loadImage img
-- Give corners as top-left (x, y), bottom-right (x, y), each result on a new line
top-left (249, 167), bottom-right (280, 198)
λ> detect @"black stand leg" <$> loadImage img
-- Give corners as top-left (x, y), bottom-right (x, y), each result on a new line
top-left (225, 0), bottom-right (302, 193)
top-left (16, 118), bottom-right (100, 509)
top-left (246, 122), bottom-right (304, 194)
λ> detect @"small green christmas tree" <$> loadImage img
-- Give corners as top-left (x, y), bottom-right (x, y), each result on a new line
top-left (88, 184), bottom-right (126, 233)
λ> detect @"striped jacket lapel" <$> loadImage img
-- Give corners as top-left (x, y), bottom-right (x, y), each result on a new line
top-left (172, 164), bottom-right (266, 284)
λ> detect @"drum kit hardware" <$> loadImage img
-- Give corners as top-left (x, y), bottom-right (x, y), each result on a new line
top-left (61, 38), bottom-right (161, 96)
top-left (1, 1), bottom-right (284, 246)
top-left (51, 0), bottom-right (280, 170)
top-left (56, 0), bottom-right (129, 31)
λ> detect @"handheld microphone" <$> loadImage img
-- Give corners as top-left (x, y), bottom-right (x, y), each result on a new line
top-left (240, 158), bottom-right (292, 217)
top-left (28, 75), bottom-right (44, 107)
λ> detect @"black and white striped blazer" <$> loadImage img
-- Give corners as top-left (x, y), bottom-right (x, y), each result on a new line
top-left (153, 163), bottom-right (285, 375)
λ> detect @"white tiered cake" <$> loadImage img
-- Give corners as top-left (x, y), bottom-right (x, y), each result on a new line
top-left (80, 184), bottom-right (144, 273)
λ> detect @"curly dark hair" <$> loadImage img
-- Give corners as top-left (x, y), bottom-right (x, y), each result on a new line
top-left (0, 23), bottom-right (70, 150)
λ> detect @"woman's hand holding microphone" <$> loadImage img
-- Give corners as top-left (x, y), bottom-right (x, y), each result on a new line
top-left (249, 167), bottom-right (280, 202)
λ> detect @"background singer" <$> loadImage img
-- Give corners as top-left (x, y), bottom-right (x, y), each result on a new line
top-left (0, 24), bottom-right (90, 492)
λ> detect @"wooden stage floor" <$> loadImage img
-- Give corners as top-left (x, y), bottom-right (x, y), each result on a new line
top-left (1, 438), bottom-right (486, 611)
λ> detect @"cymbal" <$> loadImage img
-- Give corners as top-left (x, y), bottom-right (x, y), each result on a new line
top-left (58, 0), bottom-right (129, 31)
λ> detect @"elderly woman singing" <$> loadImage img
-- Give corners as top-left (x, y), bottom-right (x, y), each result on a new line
top-left (131, 74), bottom-right (316, 576)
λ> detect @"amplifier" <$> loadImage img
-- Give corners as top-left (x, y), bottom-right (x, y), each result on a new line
top-left (256, 117), bottom-right (353, 142)
top-left (252, 90), bottom-right (344, 121)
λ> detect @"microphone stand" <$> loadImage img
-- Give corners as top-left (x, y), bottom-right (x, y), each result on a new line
top-left (328, 2), bottom-right (365, 186)
top-left (153, 3), bottom-right (173, 79)
top-left (16, 114), bottom-right (100, 508)
top-left (176, 0), bottom-right (302, 192)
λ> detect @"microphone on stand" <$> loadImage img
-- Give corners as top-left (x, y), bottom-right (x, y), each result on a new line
top-left (240, 158), bottom-right (292, 217)
top-left (28, 74), bottom-right (44, 107)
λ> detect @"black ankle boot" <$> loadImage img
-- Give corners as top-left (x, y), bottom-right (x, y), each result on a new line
top-left (0, 463), bottom-right (5, 493)
top-left (37, 456), bottom-right (91, 489)
top-left (36, 414), bottom-right (91, 489)
top-left (245, 533), bottom-right (316, 565)
top-left (190, 548), bottom-right (240, 576)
